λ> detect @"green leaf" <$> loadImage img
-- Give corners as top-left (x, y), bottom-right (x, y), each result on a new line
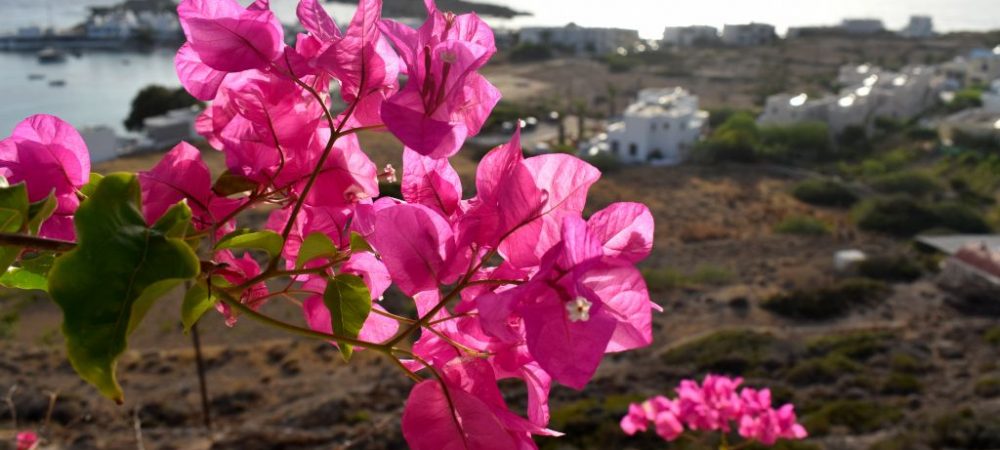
top-left (181, 280), bottom-right (218, 333)
top-left (296, 232), bottom-right (339, 270)
top-left (0, 183), bottom-right (29, 273)
top-left (212, 170), bottom-right (258, 196)
top-left (26, 193), bottom-right (57, 236)
top-left (152, 201), bottom-right (194, 239)
top-left (349, 231), bottom-right (373, 253)
top-left (79, 173), bottom-right (104, 198)
top-left (215, 229), bottom-right (284, 258)
top-left (323, 274), bottom-right (371, 361)
top-left (48, 173), bottom-right (200, 403)
top-left (0, 252), bottom-right (54, 291)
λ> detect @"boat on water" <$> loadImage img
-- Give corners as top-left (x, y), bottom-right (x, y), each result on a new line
top-left (27, 73), bottom-right (45, 80)
top-left (37, 47), bottom-right (66, 63)
top-left (48, 79), bottom-right (66, 87)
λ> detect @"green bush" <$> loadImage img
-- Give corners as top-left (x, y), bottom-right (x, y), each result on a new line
top-left (791, 179), bottom-right (858, 207)
top-left (695, 113), bottom-right (760, 163)
top-left (806, 330), bottom-right (894, 361)
top-left (974, 377), bottom-right (1000, 398)
top-left (641, 267), bottom-right (686, 291)
top-left (759, 122), bottom-right (832, 162)
top-left (984, 326), bottom-right (1000, 346)
top-left (929, 202), bottom-right (993, 233)
top-left (947, 87), bottom-right (984, 112)
top-left (853, 197), bottom-right (942, 237)
top-left (762, 278), bottom-right (889, 320)
top-left (857, 255), bottom-right (923, 282)
top-left (881, 372), bottom-right (922, 395)
top-left (932, 409), bottom-right (1000, 449)
top-left (508, 42), bottom-right (554, 62)
top-left (641, 265), bottom-right (733, 291)
top-left (784, 354), bottom-right (862, 385)
top-left (690, 264), bottom-right (734, 285)
top-left (870, 171), bottom-right (944, 197)
top-left (124, 85), bottom-right (200, 131)
top-left (803, 400), bottom-right (902, 435)
top-left (583, 151), bottom-right (623, 173)
top-left (774, 215), bottom-right (831, 236)
top-left (889, 353), bottom-right (928, 373)
top-left (661, 330), bottom-right (778, 375)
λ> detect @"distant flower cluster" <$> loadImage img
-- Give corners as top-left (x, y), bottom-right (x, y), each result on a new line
top-left (621, 375), bottom-right (807, 446)
top-left (15, 431), bottom-right (38, 450)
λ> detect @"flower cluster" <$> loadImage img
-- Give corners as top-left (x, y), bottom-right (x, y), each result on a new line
top-left (0, 0), bottom-right (658, 448)
top-left (15, 431), bottom-right (38, 450)
top-left (621, 375), bottom-right (807, 446)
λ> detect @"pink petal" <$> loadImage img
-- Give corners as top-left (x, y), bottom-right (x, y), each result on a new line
top-left (296, 0), bottom-right (341, 40)
top-left (175, 42), bottom-right (228, 101)
top-left (178, 0), bottom-right (284, 73)
top-left (587, 202), bottom-right (654, 263)
top-left (370, 203), bottom-right (454, 296)
top-left (402, 147), bottom-right (462, 217)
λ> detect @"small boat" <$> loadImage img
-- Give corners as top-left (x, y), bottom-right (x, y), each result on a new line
top-left (27, 73), bottom-right (45, 80)
top-left (48, 79), bottom-right (66, 87)
top-left (37, 47), bottom-right (66, 63)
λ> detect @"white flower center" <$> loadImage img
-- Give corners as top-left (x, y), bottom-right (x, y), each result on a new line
top-left (566, 296), bottom-right (592, 322)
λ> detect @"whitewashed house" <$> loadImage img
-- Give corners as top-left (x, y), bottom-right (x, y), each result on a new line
top-left (942, 47), bottom-right (1000, 87)
top-left (85, 10), bottom-right (139, 40)
top-left (983, 79), bottom-right (1000, 113)
top-left (763, 64), bottom-right (940, 135)
top-left (840, 18), bottom-right (886, 35)
top-left (519, 24), bottom-right (640, 55)
top-left (721, 23), bottom-right (776, 46)
top-left (662, 26), bottom-right (719, 47)
top-left (758, 93), bottom-right (832, 125)
top-left (79, 126), bottom-right (120, 162)
top-left (142, 108), bottom-right (199, 149)
top-left (605, 88), bottom-right (707, 165)
top-left (900, 16), bottom-right (934, 38)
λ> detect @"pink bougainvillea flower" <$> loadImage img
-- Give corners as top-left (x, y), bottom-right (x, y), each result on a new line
top-left (0, 114), bottom-right (90, 240)
top-left (177, 0), bottom-right (284, 74)
top-left (401, 359), bottom-right (558, 450)
top-left (379, 0), bottom-right (501, 158)
top-left (623, 376), bottom-right (808, 446)
top-left (15, 431), bottom-right (38, 450)
top-left (586, 202), bottom-right (654, 263)
top-left (312, 0), bottom-right (400, 128)
top-left (477, 216), bottom-right (654, 389)
top-left (401, 147), bottom-right (462, 218)
top-left (296, 0), bottom-right (341, 41)
top-left (138, 142), bottom-right (243, 232)
top-left (369, 203), bottom-right (455, 296)
top-left (214, 250), bottom-right (268, 327)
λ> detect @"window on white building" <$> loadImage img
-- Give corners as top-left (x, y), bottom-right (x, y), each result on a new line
top-left (663, 122), bottom-right (671, 130)
top-left (611, 140), bottom-right (620, 154)
top-left (629, 143), bottom-right (638, 156)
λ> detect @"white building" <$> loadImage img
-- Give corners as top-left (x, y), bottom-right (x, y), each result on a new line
top-left (519, 23), bottom-right (640, 55)
top-left (662, 26), bottom-right (719, 47)
top-left (942, 47), bottom-right (1000, 87)
top-left (761, 64), bottom-right (941, 134)
top-left (142, 108), bottom-right (199, 149)
top-left (721, 23), bottom-right (776, 46)
top-left (984, 79), bottom-right (1000, 113)
top-left (85, 10), bottom-right (138, 40)
top-left (605, 88), bottom-right (707, 165)
top-left (900, 16), bottom-right (934, 38)
top-left (79, 126), bottom-right (120, 162)
top-left (840, 18), bottom-right (886, 35)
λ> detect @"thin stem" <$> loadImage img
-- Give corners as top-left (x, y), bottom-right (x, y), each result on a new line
top-left (339, 124), bottom-right (386, 137)
top-left (371, 307), bottom-right (416, 324)
top-left (216, 290), bottom-right (387, 351)
top-left (0, 232), bottom-right (75, 252)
